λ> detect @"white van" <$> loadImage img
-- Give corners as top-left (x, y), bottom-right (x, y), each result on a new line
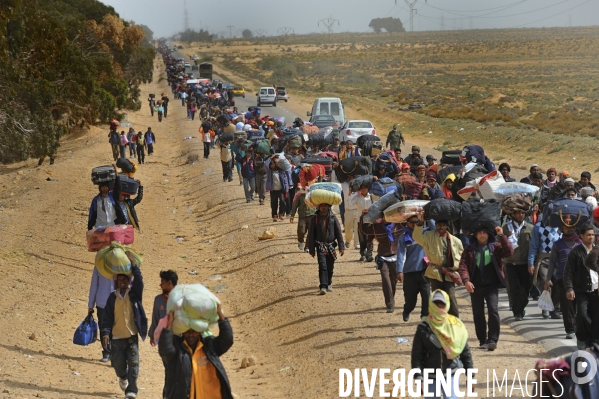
top-left (257, 87), bottom-right (277, 107)
top-left (307, 97), bottom-right (346, 126)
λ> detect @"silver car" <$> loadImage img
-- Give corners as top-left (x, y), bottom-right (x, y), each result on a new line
top-left (340, 120), bottom-right (377, 143)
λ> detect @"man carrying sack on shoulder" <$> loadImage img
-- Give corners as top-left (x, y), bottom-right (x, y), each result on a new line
top-left (413, 217), bottom-right (464, 318)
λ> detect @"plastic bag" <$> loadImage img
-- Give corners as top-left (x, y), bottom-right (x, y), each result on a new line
top-left (494, 182), bottom-right (540, 199)
top-left (94, 242), bottom-right (143, 279)
top-left (166, 284), bottom-right (220, 335)
top-left (537, 290), bottom-right (555, 312)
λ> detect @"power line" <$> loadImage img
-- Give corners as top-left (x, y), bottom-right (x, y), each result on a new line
top-left (277, 27), bottom-right (295, 36)
top-left (419, 0), bottom-right (574, 21)
top-left (509, 0), bottom-right (591, 28)
top-left (317, 17), bottom-right (340, 34)
top-left (424, 0), bottom-right (528, 15)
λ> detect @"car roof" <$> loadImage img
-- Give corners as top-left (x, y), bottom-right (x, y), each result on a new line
top-left (313, 114), bottom-right (335, 119)
top-left (346, 120), bottom-right (372, 123)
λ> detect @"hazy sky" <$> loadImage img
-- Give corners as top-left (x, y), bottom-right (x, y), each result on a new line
top-left (100, 0), bottom-right (598, 38)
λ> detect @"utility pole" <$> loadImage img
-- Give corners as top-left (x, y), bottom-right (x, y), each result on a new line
top-left (317, 17), bottom-right (340, 34)
top-left (227, 25), bottom-right (234, 38)
top-left (183, 0), bottom-right (189, 31)
top-left (402, 0), bottom-right (418, 33)
top-left (254, 29), bottom-right (267, 37)
top-left (277, 27), bottom-right (294, 36)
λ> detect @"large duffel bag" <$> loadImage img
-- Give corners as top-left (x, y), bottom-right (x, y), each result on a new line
top-left (234, 130), bottom-right (247, 142)
top-left (437, 165), bottom-right (463, 184)
top-left (274, 154), bottom-right (291, 171)
top-left (335, 156), bottom-right (372, 183)
top-left (86, 225), bottom-right (135, 252)
top-left (287, 134), bottom-right (303, 149)
top-left (545, 198), bottom-right (592, 228)
top-left (220, 131), bottom-right (235, 142)
top-left (361, 140), bottom-right (384, 157)
top-left (494, 182), bottom-right (540, 199)
top-left (404, 181), bottom-right (423, 200)
top-left (73, 314), bottom-right (98, 346)
top-left (502, 194), bottom-right (534, 215)
top-left (306, 183), bottom-right (343, 206)
top-left (350, 175), bottom-right (375, 192)
top-left (307, 132), bottom-right (334, 148)
top-left (116, 158), bottom-right (135, 174)
top-left (256, 139), bottom-right (271, 155)
top-left (303, 156), bottom-right (333, 173)
top-left (371, 177), bottom-right (403, 198)
top-left (363, 190), bottom-right (402, 224)
top-left (441, 150), bottom-right (462, 165)
top-left (91, 165), bottom-right (116, 185)
top-left (424, 199), bottom-right (462, 222)
top-left (119, 176), bottom-right (140, 196)
top-left (356, 134), bottom-right (380, 148)
top-left (460, 198), bottom-right (501, 234)
top-left (384, 200), bottom-right (429, 223)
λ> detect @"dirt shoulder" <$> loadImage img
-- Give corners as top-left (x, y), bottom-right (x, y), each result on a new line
top-left (0, 55), bottom-right (545, 398)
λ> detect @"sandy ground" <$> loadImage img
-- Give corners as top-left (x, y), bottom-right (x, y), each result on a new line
top-left (0, 56), bottom-right (548, 399)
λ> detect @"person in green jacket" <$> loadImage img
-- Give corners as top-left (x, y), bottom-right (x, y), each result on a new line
top-left (386, 124), bottom-right (405, 150)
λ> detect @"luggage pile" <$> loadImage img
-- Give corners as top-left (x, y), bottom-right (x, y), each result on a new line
top-left (305, 182), bottom-right (342, 207)
top-left (166, 284), bottom-right (221, 335)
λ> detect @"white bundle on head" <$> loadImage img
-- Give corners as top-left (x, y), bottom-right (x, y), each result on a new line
top-left (166, 284), bottom-right (221, 335)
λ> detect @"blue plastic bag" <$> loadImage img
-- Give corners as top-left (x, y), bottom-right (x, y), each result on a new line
top-left (73, 314), bottom-right (98, 346)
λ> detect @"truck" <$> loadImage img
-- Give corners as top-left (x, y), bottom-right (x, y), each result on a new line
top-left (199, 63), bottom-right (213, 80)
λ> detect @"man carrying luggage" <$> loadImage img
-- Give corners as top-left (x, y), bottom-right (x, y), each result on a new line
top-left (307, 203), bottom-right (345, 295)
top-left (459, 226), bottom-right (513, 351)
top-left (413, 218), bottom-right (464, 317)
top-left (397, 216), bottom-right (431, 321)
top-left (503, 209), bottom-right (533, 321)
top-left (101, 256), bottom-right (147, 399)
top-left (88, 266), bottom-right (115, 362)
top-left (88, 182), bottom-right (117, 230)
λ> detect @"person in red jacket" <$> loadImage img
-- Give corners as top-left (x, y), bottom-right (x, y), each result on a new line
top-left (458, 226), bottom-right (513, 351)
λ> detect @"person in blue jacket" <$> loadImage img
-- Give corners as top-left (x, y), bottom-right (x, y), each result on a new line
top-left (101, 256), bottom-right (147, 399)
top-left (397, 215), bottom-right (432, 322)
top-left (88, 182), bottom-right (117, 230)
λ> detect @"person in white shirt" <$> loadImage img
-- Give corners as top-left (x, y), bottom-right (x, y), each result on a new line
top-left (87, 182), bottom-right (117, 230)
top-left (351, 185), bottom-right (374, 262)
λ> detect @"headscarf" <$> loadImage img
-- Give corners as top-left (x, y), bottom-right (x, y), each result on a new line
top-left (423, 289), bottom-right (468, 360)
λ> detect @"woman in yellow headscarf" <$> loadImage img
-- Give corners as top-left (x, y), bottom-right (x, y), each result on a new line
top-left (411, 289), bottom-right (473, 399)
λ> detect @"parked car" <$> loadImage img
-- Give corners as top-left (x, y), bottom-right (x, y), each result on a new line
top-left (307, 97), bottom-right (346, 127)
top-left (340, 120), bottom-right (376, 143)
top-left (276, 86), bottom-right (288, 102)
top-left (257, 86), bottom-right (277, 107)
top-left (184, 62), bottom-right (191, 68)
top-left (309, 114), bottom-right (337, 129)
top-left (232, 85), bottom-right (245, 98)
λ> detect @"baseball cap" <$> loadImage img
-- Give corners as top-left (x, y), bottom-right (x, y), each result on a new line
top-left (564, 178), bottom-right (575, 184)
top-left (401, 163), bottom-right (410, 169)
top-left (426, 155), bottom-right (437, 161)
top-left (432, 291), bottom-right (446, 304)
top-left (426, 174), bottom-right (437, 181)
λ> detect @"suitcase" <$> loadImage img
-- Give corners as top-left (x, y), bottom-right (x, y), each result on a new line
top-left (370, 177), bottom-right (403, 198)
top-left (546, 198), bottom-right (592, 228)
top-left (460, 198), bottom-right (501, 234)
top-left (91, 165), bottom-right (116, 184)
top-left (335, 156), bottom-right (372, 183)
top-left (86, 225), bottom-right (135, 252)
top-left (424, 198), bottom-right (462, 222)
top-left (119, 176), bottom-right (139, 196)
top-left (303, 156), bottom-right (333, 173)
top-left (384, 200), bottom-right (429, 223)
top-left (441, 150), bottom-right (462, 165)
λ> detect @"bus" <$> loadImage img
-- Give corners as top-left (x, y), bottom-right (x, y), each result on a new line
top-left (199, 63), bottom-right (213, 80)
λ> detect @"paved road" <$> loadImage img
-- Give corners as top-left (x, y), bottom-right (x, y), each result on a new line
top-left (173, 50), bottom-right (576, 359)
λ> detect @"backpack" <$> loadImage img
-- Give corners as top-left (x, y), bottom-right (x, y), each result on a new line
top-left (109, 131), bottom-right (120, 145)
top-left (137, 134), bottom-right (145, 146)
top-left (370, 177), bottom-right (403, 198)
top-left (255, 156), bottom-right (267, 175)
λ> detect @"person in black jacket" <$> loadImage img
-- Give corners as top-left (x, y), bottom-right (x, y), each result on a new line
top-left (564, 224), bottom-right (599, 350)
top-left (307, 203), bottom-right (345, 295)
top-left (411, 290), bottom-right (474, 398)
top-left (159, 306), bottom-right (234, 399)
top-left (101, 259), bottom-right (147, 399)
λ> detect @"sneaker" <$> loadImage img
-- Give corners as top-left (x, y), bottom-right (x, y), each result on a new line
top-left (125, 393), bottom-right (137, 399)
top-left (298, 243), bottom-right (305, 251)
top-left (487, 342), bottom-right (497, 351)
top-left (359, 256), bottom-right (366, 262)
top-left (514, 314), bottom-right (523, 321)
top-left (542, 310), bottom-right (550, 319)
top-left (345, 241), bottom-right (351, 248)
top-left (327, 285), bottom-right (333, 292)
top-left (566, 333), bottom-right (575, 339)
top-left (119, 378), bottom-right (129, 392)
top-left (386, 307), bottom-right (394, 313)
top-left (479, 343), bottom-right (489, 350)
top-left (100, 355), bottom-right (110, 363)
top-left (319, 288), bottom-right (326, 295)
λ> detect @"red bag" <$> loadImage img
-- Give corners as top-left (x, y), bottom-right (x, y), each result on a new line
top-left (86, 225), bottom-right (134, 252)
